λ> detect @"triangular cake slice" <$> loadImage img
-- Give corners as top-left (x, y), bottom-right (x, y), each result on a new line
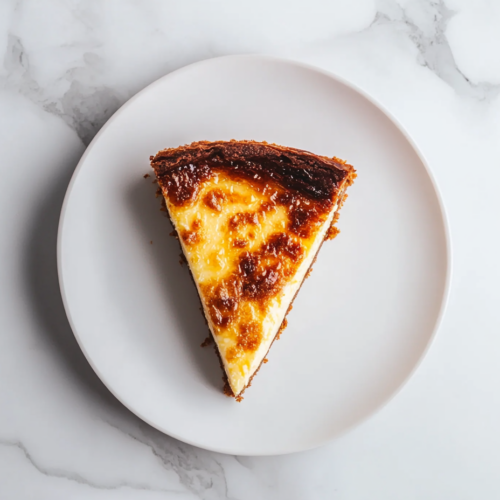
top-left (151, 140), bottom-right (355, 400)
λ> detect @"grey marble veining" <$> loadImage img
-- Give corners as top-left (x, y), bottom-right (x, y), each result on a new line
top-left (372, 0), bottom-right (500, 100)
top-left (2, 0), bottom-right (499, 149)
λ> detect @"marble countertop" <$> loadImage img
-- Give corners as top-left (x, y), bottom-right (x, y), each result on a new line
top-left (1, 1), bottom-right (500, 498)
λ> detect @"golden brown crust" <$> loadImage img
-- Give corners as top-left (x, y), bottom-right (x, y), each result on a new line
top-left (151, 140), bottom-right (355, 206)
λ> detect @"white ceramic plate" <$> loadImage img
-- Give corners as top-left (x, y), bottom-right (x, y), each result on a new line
top-left (58, 55), bottom-right (451, 455)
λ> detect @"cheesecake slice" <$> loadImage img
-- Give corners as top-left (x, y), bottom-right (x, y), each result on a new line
top-left (151, 140), bottom-right (355, 400)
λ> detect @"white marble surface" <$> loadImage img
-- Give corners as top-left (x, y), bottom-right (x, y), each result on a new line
top-left (1, 0), bottom-right (500, 498)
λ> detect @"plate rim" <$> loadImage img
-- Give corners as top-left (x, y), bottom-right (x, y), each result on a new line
top-left (57, 54), bottom-right (453, 456)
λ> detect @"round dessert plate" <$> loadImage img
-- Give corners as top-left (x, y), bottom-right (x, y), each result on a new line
top-left (58, 55), bottom-right (450, 455)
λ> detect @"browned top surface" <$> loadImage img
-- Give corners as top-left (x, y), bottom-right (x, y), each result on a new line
top-left (151, 140), bottom-right (354, 207)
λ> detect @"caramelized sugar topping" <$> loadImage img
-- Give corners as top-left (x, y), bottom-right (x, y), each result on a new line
top-left (152, 140), bottom-right (351, 205)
